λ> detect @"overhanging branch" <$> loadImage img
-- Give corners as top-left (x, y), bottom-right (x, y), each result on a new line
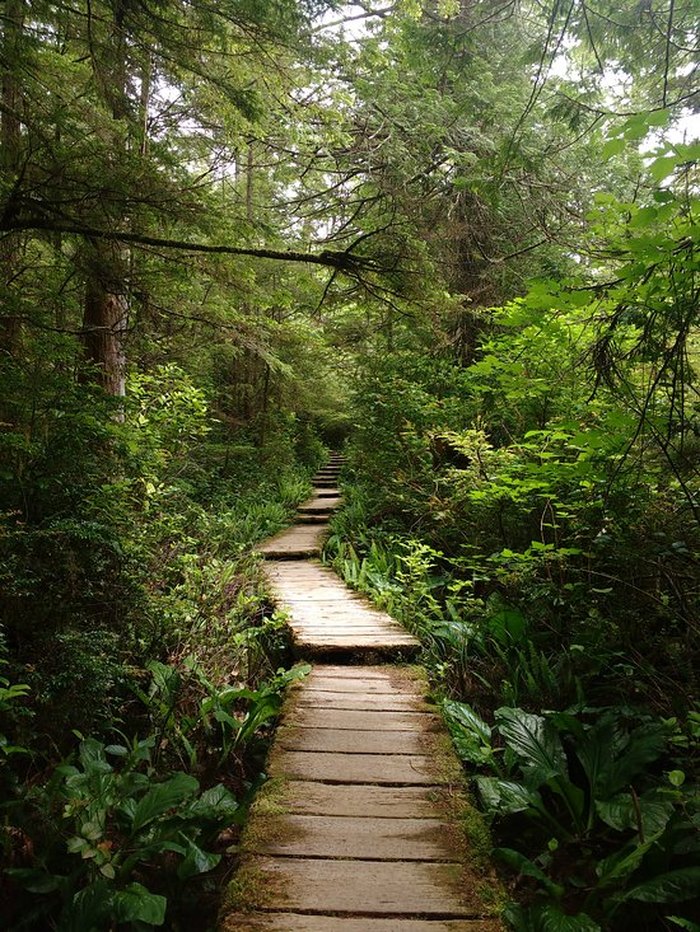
top-left (0, 217), bottom-right (382, 274)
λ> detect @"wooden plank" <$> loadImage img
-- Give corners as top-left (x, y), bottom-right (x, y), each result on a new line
top-left (309, 665), bottom-right (414, 679)
top-left (253, 814), bottom-right (456, 861)
top-left (292, 708), bottom-right (439, 732)
top-left (294, 635), bottom-right (419, 648)
top-left (275, 593), bottom-right (362, 602)
top-left (287, 616), bottom-right (399, 628)
top-left (277, 726), bottom-right (429, 755)
top-left (288, 619), bottom-right (394, 629)
top-left (297, 498), bottom-right (341, 509)
top-left (269, 750), bottom-right (448, 784)
top-left (303, 680), bottom-right (403, 695)
top-left (258, 525), bottom-right (329, 556)
top-left (304, 677), bottom-right (422, 695)
top-left (244, 857), bottom-right (478, 917)
top-left (282, 781), bottom-right (449, 818)
top-left (282, 599), bottom-right (386, 612)
top-left (293, 633), bottom-right (415, 644)
top-left (223, 915), bottom-right (498, 932)
top-left (293, 692), bottom-right (430, 712)
top-left (288, 609), bottom-right (402, 625)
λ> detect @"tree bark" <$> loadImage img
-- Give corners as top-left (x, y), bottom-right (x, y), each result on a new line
top-left (81, 0), bottom-right (129, 395)
top-left (0, 0), bottom-right (24, 356)
top-left (82, 262), bottom-right (128, 396)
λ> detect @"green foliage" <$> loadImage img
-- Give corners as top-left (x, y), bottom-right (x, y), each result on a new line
top-left (134, 659), bottom-right (310, 773)
top-left (0, 629), bottom-right (30, 763)
top-left (445, 703), bottom-right (700, 927)
top-left (6, 735), bottom-right (240, 929)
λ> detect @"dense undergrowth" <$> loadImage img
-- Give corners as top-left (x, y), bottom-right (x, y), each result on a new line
top-left (0, 363), bottom-right (325, 930)
top-left (324, 304), bottom-right (700, 931)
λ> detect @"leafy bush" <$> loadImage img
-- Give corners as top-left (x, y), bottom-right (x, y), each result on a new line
top-left (444, 701), bottom-right (700, 929)
top-left (5, 735), bottom-right (240, 930)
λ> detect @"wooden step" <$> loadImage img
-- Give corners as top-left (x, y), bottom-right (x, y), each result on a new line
top-left (258, 524), bottom-right (329, 559)
top-left (264, 562), bottom-right (420, 658)
top-left (223, 915), bottom-right (499, 931)
top-left (298, 495), bottom-right (341, 513)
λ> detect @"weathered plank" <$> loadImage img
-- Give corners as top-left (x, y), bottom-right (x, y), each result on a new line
top-left (264, 563), bottom-right (420, 655)
top-left (304, 672), bottom-right (424, 694)
top-left (277, 726), bottom-right (430, 755)
top-left (269, 749), bottom-right (448, 784)
top-left (242, 857), bottom-right (480, 917)
top-left (292, 691), bottom-right (431, 712)
top-left (294, 635), bottom-right (419, 650)
top-left (292, 707), bottom-right (440, 731)
top-left (252, 814), bottom-right (458, 861)
top-left (307, 664), bottom-right (417, 680)
top-left (258, 524), bottom-right (329, 558)
top-left (297, 496), bottom-right (341, 512)
top-left (223, 915), bottom-right (498, 932)
top-left (274, 592), bottom-right (362, 602)
top-left (294, 633), bottom-right (418, 645)
top-left (303, 679), bottom-right (404, 694)
top-left (281, 780), bottom-right (451, 818)
top-left (283, 605), bottom-right (400, 624)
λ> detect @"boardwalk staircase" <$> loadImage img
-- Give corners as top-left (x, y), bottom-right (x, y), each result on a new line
top-left (220, 454), bottom-right (502, 931)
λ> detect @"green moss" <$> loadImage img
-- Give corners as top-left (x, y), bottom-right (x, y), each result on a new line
top-left (221, 863), bottom-right (274, 914)
top-left (248, 775), bottom-right (289, 818)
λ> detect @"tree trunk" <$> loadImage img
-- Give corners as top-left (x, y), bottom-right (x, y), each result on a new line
top-left (0, 0), bottom-right (24, 356)
top-left (82, 252), bottom-right (128, 397)
top-left (81, 0), bottom-right (130, 395)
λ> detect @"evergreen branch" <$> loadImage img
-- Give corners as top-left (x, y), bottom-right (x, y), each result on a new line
top-left (0, 217), bottom-right (383, 273)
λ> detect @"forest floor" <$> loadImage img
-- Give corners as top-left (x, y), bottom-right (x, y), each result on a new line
top-left (219, 457), bottom-right (503, 931)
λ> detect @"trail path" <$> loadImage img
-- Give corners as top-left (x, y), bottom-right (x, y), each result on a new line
top-left (221, 455), bottom-right (501, 931)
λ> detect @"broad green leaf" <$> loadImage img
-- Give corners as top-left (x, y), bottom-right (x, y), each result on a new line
top-left (495, 707), bottom-right (567, 786)
top-left (185, 784), bottom-right (240, 822)
top-left (629, 206), bottom-right (658, 229)
top-left (667, 918), bottom-right (700, 931)
top-left (486, 607), bottom-right (527, 644)
top-left (596, 789), bottom-right (675, 836)
top-left (443, 700), bottom-right (493, 765)
top-left (649, 156), bottom-right (678, 182)
top-left (177, 838), bottom-right (221, 879)
top-left (70, 880), bottom-right (112, 928)
top-left (624, 867), bottom-right (700, 904)
top-left (575, 715), bottom-right (666, 798)
top-left (130, 773), bottom-right (199, 832)
top-left (531, 903), bottom-right (601, 931)
top-left (493, 847), bottom-right (565, 897)
top-left (603, 722), bottom-right (667, 795)
top-left (112, 883), bottom-right (167, 925)
top-left (5, 868), bottom-right (62, 894)
top-left (476, 777), bottom-right (543, 814)
top-left (601, 137), bottom-right (626, 160)
top-left (596, 833), bottom-right (661, 886)
top-left (78, 738), bottom-right (112, 774)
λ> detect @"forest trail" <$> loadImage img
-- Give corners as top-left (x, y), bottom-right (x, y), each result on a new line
top-left (220, 457), bottom-right (501, 931)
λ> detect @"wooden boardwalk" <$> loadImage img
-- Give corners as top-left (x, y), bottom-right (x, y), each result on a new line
top-left (221, 456), bottom-right (501, 931)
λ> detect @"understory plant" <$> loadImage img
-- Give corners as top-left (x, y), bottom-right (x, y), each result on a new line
top-left (5, 735), bottom-right (241, 930)
top-left (444, 701), bottom-right (700, 929)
